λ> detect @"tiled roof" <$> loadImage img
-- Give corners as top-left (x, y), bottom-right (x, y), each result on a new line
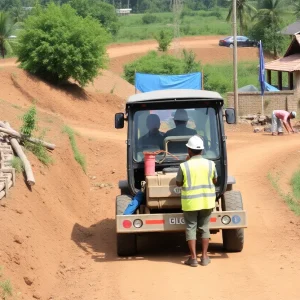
top-left (281, 21), bottom-right (300, 35)
top-left (265, 54), bottom-right (300, 72)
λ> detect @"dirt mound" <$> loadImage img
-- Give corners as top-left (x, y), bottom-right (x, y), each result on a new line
top-left (0, 67), bottom-right (125, 130)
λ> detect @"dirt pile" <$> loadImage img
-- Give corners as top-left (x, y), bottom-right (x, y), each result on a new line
top-left (0, 65), bottom-right (127, 299)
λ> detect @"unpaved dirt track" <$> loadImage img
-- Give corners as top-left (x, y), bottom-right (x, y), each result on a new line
top-left (55, 131), bottom-right (300, 300)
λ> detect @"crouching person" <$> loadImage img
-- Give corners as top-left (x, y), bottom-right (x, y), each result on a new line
top-left (176, 135), bottom-right (217, 267)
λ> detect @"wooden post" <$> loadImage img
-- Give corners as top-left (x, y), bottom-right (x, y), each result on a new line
top-left (278, 71), bottom-right (283, 90)
top-left (201, 68), bottom-right (204, 90)
top-left (288, 72), bottom-right (294, 90)
top-left (267, 70), bottom-right (272, 85)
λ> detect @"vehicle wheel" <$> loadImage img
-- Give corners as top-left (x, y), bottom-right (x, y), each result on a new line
top-left (229, 43), bottom-right (234, 48)
top-left (116, 195), bottom-right (137, 256)
top-left (221, 191), bottom-right (244, 252)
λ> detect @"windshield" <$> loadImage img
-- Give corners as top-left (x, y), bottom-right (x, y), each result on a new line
top-left (133, 107), bottom-right (220, 163)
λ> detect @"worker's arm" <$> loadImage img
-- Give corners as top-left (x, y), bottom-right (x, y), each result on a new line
top-left (287, 119), bottom-right (295, 133)
top-left (213, 166), bottom-right (218, 185)
top-left (176, 166), bottom-right (183, 187)
top-left (282, 121), bottom-right (291, 133)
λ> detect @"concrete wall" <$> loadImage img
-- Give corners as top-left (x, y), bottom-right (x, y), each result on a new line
top-left (227, 91), bottom-right (299, 116)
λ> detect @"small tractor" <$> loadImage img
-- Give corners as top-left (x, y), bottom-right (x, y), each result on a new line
top-left (115, 89), bottom-right (247, 256)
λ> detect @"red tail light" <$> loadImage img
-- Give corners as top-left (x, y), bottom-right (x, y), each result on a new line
top-left (123, 220), bottom-right (132, 228)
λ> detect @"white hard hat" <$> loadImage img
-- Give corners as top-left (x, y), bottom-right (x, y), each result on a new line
top-left (291, 111), bottom-right (297, 118)
top-left (174, 109), bottom-right (189, 121)
top-left (186, 135), bottom-right (204, 150)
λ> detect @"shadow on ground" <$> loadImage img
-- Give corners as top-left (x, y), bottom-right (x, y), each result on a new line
top-left (71, 218), bottom-right (229, 265)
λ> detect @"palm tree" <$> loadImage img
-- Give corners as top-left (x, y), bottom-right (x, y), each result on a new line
top-left (254, 0), bottom-right (285, 57)
top-left (294, 0), bottom-right (300, 18)
top-left (226, 0), bottom-right (257, 35)
top-left (0, 12), bottom-right (17, 59)
top-left (255, 0), bottom-right (284, 28)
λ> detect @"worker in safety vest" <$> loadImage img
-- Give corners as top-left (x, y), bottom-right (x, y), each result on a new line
top-left (176, 135), bottom-right (217, 267)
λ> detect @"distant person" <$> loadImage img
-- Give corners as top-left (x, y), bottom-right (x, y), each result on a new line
top-left (165, 109), bottom-right (197, 153)
top-left (271, 110), bottom-right (297, 136)
top-left (138, 114), bottom-right (164, 150)
top-left (176, 135), bottom-right (217, 267)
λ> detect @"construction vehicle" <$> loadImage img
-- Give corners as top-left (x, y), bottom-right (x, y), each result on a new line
top-left (114, 89), bottom-right (247, 256)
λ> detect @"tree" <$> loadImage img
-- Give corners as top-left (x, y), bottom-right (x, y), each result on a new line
top-left (293, 0), bottom-right (300, 18)
top-left (123, 50), bottom-right (201, 84)
top-left (203, 0), bottom-right (217, 10)
top-left (16, 3), bottom-right (110, 86)
top-left (0, 11), bottom-right (18, 58)
top-left (226, 0), bottom-right (257, 35)
top-left (70, 0), bottom-right (119, 35)
top-left (251, 0), bottom-right (285, 57)
top-left (154, 29), bottom-right (173, 52)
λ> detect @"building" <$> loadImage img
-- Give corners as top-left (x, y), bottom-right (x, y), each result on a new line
top-left (116, 8), bottom-right (132, 16)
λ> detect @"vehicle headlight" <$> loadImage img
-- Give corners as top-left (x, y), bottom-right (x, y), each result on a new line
top-left (221, 215), bottom-right (231, 225)
top-left (133, 219), bottom-right (143, 228)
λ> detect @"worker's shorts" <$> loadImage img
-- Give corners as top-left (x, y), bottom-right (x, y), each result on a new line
top-left (183, 209), bottom-right (213, 241)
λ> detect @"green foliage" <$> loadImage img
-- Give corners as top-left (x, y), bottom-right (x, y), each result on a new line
top-left (24, 139), bottom-right (53, 165)
top-left (154, 29), bottom-right (172, 52)
top-left (63, 125), bottom-right (86, 173)
top-left (294, 0), bottom-right (300, 17)
top-left (16, 2), bottom-right (109, 87)
top-left (203, 61), bottom-right (259, 98)
top-left (0, 11), bottom-right (19, 58)
top-left (182, 49), bottom-right (198, 73)
top-left (10, 156), bottom-right (24, 173)
top-left (20, 106), bottom-right (53, 165)
top-left (20, 105), bottom-right (37, 136)
top-left (70, 0), bottom-right (119, 35)
top-left (268, 172), bottom-right (300, 216)
top-left (115, 10), bottom-right (231, 43)
top-left (226, 0), bottom-right (257, 35)
top-left (142, 13), bottom-right (158, 24)
top-left (0, 267), bottom-right (13, 300)
top-left (123, 51), bottom-right (201, 85)
top-left (291, 170), bottom-right (300, 200)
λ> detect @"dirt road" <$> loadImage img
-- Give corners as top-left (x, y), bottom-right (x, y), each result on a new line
top-left (54, 130), bottom-right (300, 300)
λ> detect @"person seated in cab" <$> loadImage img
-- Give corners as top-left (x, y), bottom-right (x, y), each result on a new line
top-left (138, 114), bottom-right (165, 150)
top-left (164, 109), bottom-right (197, 153)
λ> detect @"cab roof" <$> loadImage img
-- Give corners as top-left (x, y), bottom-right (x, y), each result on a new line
top-left (126, 89), bottom-right (223, 104)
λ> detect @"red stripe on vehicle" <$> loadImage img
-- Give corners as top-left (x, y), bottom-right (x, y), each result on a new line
top-left (210, 218), bottom-right (217, 223)
top-left (145, 220), bottom-right (165, 225)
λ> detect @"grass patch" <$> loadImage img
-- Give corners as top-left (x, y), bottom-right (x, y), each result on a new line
top-left (63, 125), bottom-right (86, 173)
top-left (268, 172), bottom-right (300, 216)
top-left (10, 157), bottom-right (24, 173)
top-left (0, 266), bottom-right (14, 300)
top-left (291, 170), bottom-right (300, 200)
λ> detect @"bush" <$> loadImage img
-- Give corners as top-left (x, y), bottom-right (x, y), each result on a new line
top-left (123, 50), bottom-right (201, 84)
top-left (16, 3), bottom-right (109, 87)
top-left (154, 29), bottom-right (173, 52)
top-left (20, 106), bottom-right (53, 166)
top-left (142, 13), bottom-right (158, 24)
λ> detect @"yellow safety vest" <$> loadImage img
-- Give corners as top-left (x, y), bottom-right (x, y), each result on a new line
top-left (180, 157), bottom-right (216, 211)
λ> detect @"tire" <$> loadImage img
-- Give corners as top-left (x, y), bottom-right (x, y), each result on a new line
top-left (116, 195), bottom-right (137, 256)
top-left (221, 191), bottom-right (244, 252)
top-left (229, 43), bottom-right (234, 48)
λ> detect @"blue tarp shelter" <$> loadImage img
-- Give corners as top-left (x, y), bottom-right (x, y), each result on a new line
top-left (135, 72), bottom-right (202, 93)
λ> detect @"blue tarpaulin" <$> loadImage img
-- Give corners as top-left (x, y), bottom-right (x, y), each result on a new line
top-left (135, 72), bottom-right (202, 93)
top-left (265, 81), bottom-right (280, 92)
